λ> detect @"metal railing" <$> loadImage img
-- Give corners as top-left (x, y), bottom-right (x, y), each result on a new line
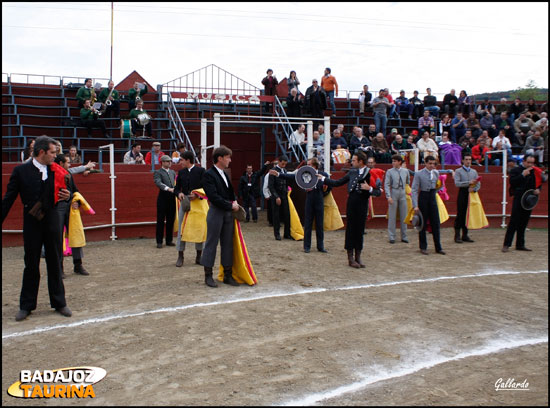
top-left (273, 95), bottom-right (307, 162)
top-left (166, 92), bottom-right (195, 156)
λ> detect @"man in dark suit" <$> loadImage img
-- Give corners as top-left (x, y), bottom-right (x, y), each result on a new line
top-left (2, 135), bottom-right (72, 321)
top-left (153, 155), bottom-right (177, 248)
top-left (321, 151), bottom-right (381, 268)
top-left (268, 155), bottom-right (291, 241)
top-left (173, 151), bottom-right (205, 267)
top-left (200, 145), bottom-right (240, 288)
top-left (238, 161), bottom-right (269, 223)
top-left (502, 154), bottom-right (542, 252)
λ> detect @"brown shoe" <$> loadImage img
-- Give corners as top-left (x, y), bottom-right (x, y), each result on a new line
top-left (355, 249), bottom-right (366, 268)
top-left (176, 251), bottom-right (184, 267)
top-left (347, 250), bottom-right (361, 268)
top-left (15, 309), bottom-right (31, 321)
top-left (420, 249), bottom-right (429, 255)
top-left (56, 306), bottom-right (72, 317)
top-left (501, 246), bottom-right (510, 253)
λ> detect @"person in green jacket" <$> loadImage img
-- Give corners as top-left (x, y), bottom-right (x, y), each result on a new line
top-left (76, 78), bottom-right (93, 109)
top-left (80, 100), bottom-right (107, 137)
top-left (129, 100), bottom-right (153, 138)
top-left (98, 80), bottom-right (120, 118)
top-left (128, 81), bottom-right (148, 111)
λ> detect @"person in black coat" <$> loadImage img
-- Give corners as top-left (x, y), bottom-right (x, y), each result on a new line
top-left (320, 151), bottom-right (381, 268)
top-left (153, 155), bottom-right (177, 248)
top-left (268, 155), bottom-right (291, 240)
top-left (200, 145), bottom-right (240, 288)
top-left (173, 151), bottom-right (206, 267)
top-left (502, 154), bottom-right (542, 252)
top-left (2, 135), bottom-right (72, 321)
top-left (238, 161), bottom-right (269, 223)
top-left (286, 88), bottom-right (303, 124)
top-left (305, 79), bottom-right (327, 118)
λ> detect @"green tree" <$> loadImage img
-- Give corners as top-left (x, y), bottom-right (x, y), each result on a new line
top-left (511, 80), bottom-right (547, 101)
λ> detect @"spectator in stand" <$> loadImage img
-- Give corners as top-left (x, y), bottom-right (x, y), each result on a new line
top-left (286, 88), bottom-right (303, 123)
top-left (21, 138), bottom-right (35, 162)
top-left (384, 88), bottom-right (398, 118)
top-left (387, 128), bottom-right (399, 145)
top-left (145, 142), bottom-right (165, 166)
top-left (459, 137), bottom-right (472, 157)
top-left (466, 111), bottom-right (482, 139)
top-left (67, 145), bottom-right (81, 164)
top-left (372, 89), bottom-right (391, 137)
top-left (311, 130), bottom-right (325, 164)
top-left (358, 85), bottom-right (372, 116)
top-left (98, 80), bottom-right (120, 119)
top-left (305, 79), bottom-right (326, 118)
top-left (480, 112), bottom-right (496, 138)
top-left (330, 130), bottom-right (351, 165)
top-left (439, 113), bottom-right (453, 139)
top-left (76, 78), bottom-right (93, 109)
top-left (491, 141), bottom-right (505, 166)
top-left (438, 132), bottom-right (462, 165)
top-left (395, 90), bottom-right (414, 119)
top-left (508, 98), bottom-right (525, 122)
top-left (171, 142), bottom-right (186, 163)
top-left (129, 100), bottom-right (153, 138)
top-left (365, 123), bottom-right (377, 143)
top-left (476, 98), bottom-right (496, 118)
top-left (290, 124), bottom-right (307, 149)
top-left (525, 98), bottom-right (540, 122)
top-left (409, 90), bottom-right (424, 119)
top-left (317, 124), bottom-right (326, 143)
top-left (261, 68), bottom-right (279, 113)
top-left (492, 129), bottom-right (513, 156)
top-left (495, 97), bottom-right (509, 117)
top-left (451, 111), bottom-right (467, 142)
top-left (418, 110), bottom-right (435, 134)
top-left (124, 142), bottom-right (145, 164)
top-left (443, 89), bottom-right (459, 116)
top-left (337, 124), bottom-right (351, 146)
top-left (423, 87), bottom-right (440, 117)
top-left (321, 67), bottom-right (338, 118)
top-left (349, 126), bottom-right (371, 153)
top-left (417, 131), bottom-right (439, 162)
top-left (458, 90), bottom-right (472, 116)
top-left (514, 112), bottom-right (536, 145)
top-left (541, 100), bottom-right (548, 114)
top-left (391, 133), bottom-right (413, 161)
top-left (478, 129), bottom-right (492, 147)
top-left (522, 130), bottom-right (544, 164)
top-left (371, 132), bottom-right (391, 163)
top-left (471, 138), bottom-right (491, 165)
top-left (496, 111), bottom-right (515, 142)
top-left (80, 99), bottom-right (108, 137)
top-left (535, 112), bottom-right (548, 131)
top-left (287, 70), bottom-right (300, 95)
top-left (128, 81), bottom-right (148, 111)
top-left (330, 128), bottom-right (348, 150)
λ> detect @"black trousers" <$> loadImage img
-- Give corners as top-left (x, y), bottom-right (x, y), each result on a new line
top-left (266, 198), bottom-right (273, 224)
top-left (454, 187), bottom-right (469, 236)
top-left (418, 190), bottom-right (442, 251)
top-left (82, 119), bottom-right (107, 137)
top-left (21, 211), bottom-right (67, 311)
top-left (503, 194), bottom-right (532, 248)
top-left (272, 195), bottom-right (290, 238)
top-left (304, 194), bottom-right (324, 250)
top-left (243, 194), bottom-right (258, 221)
top-left (131, 119), bottom-right (152, 137)
top-left (156, 192), bottom-right (176, 244)
top-left (345, 192), bottom-right (369, 250)
top-left (104, 100), bottom-right (120, 118)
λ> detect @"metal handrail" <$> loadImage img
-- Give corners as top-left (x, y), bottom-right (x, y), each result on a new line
top-left (273, 95), bottom-right (307, 162)
top-left (166, 92), bottom-right (195, 156)
top-left (7, 73), bottom-right (62, 86)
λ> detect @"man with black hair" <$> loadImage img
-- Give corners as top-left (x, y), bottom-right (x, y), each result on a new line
top-left (268, 155), bottom-right (292, 240)
top-left (238, 161), bottom-right (269, 223)
top-left (153, 155), bottom-right (177, 248)
top-left (453, 153), bottom-right (480, 244)
top-left (321, 67), bottom-right (338, 117)
top-left (2, 135), bottom-right (72, 321)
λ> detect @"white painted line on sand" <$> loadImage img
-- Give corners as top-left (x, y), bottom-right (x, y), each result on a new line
top-left (279, 336), bottom-right (549, 406)
top-left (3, 269), bottom-right (547, 340)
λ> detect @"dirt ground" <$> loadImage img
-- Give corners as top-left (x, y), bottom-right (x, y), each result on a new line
top-left (2, 213), bottom-right (548, 406)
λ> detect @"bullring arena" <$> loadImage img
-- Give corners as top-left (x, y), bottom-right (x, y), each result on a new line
top-left (2, 216), bottom-right (548, 405)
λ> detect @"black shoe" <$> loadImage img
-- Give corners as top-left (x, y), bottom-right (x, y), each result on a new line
top-left (436, 250), bottom-right (446, 255)
top-left (166, 242), bottom-right (175, 247)
top-left (74, 265), bottom-right (89, 276)
top-left (176, 251), bottom-right (184, 267)
top-left (401, 239), bottom-right (409, 243)
top-left (318, 248), bottom-right (328, 253)
top-left (15, 309), bottom-right (31, 321)
top-left (283, 235), bottom-right (292, 240)
top-left (253, 219), bottom-right (258, 223)
top-left (304, 248), bottom-right (310, 253)
top-left (56, 306), bottom-right (72, 317)
top-left (462, 236), bottom-right (474, 243)
top-left (420, 249), bottom-right (429, 255)
top-left (275, 235), bottom-right (281, 241)
top-left (516, 247), bottom-right (532, 251)
top-left (223, 271), bottom-right (240, 286)
top-left (157, 243), bottom-right (163, 249)
top-left (389, 240), bottom-right (395, 244)
top-left (502, 246), bottom-right (510, 253)
top-left (205, 275), bottom-right (218, 287)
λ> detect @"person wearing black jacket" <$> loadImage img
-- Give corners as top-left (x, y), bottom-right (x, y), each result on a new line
top-left (200, 146), bottom-right (240, 288)
top-left (502, 155), bottom-right (542, 252)
top-left (238, 161), bottom-right (269, 223)
top-left (173, 151), bottom-right (206, 267)
top-left (286, 88), bottom-right (303, 124)
top-left (268, 155), bottom-right (291, 240)
top-left (2, 135), bottom-right (72, 321)
top-left (305, 79), bottom-right (327, 118)
top-left (443, 89), bottom-right (459, 116)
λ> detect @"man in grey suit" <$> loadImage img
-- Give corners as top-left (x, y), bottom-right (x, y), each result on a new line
top-left (411, 155), bottom-right (445, 255)
top-left (385, 154), bottom-right (410, 244)
top-left (453, 153), bottom-right (480, 243)
top-left (153, 155), bottom-right (176, 248)
top-left (200, 146), bottom-right (240, 288)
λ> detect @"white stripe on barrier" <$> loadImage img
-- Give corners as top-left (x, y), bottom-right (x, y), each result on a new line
top-left (280, 336), bottom-right (548, 406)
top-left (3, 269), bottom-right (547, 340)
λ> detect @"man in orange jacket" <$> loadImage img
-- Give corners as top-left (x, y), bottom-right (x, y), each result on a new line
top-left (321, 67), bottom-right (338, 118)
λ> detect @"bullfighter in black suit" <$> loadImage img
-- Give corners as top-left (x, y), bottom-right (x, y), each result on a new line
top-left (238, 161), bottom-right (269, 223)
top-left (153, 155), bottom-right (177, 248)
top-left (268, 155), bottom-right (291, 241)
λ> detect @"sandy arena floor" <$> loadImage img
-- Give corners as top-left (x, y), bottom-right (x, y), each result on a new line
top-left (2, 214), bottom-right (548, 406)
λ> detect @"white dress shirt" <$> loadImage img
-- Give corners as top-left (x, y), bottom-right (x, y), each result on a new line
top-left (32, 158), bottom-right (48, 181)
top-left (215, 165), bottom-right (229, 187)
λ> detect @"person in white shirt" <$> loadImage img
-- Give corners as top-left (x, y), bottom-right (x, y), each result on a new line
top-left (492, 129), bottom-right (512, 156)
top-left (290, 124), bottom-right (306, 148)
top-left (416, 131), bottom-right (439, 161)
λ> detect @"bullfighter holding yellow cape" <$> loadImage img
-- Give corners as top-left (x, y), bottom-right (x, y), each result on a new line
top-left (218, 218), bottom-right (258, 285)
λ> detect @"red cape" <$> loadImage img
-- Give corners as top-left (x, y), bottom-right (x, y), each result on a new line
top-left (51, 162), bottom-right (69, 205)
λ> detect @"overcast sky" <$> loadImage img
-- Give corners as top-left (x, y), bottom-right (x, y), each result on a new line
top-left (2, 2), bottom-right (548, 98)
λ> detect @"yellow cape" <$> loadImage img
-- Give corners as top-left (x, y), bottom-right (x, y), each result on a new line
top-left (466, 191), bottom-right (489, 230)
top-left (435, 193), bottom-right (449, 224)
top-left (175, 188), bottom-right (208, 243)
top-left (404, 185), bottom-right (415, 225)
top-left (68, 192), bottom-right (94, 248)
top-left (218, 219), bottom-right (258, 285)
top-left (288, 189), bottom-right (304, 240)
top-left (323, 192), bottom-right (344, 231)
